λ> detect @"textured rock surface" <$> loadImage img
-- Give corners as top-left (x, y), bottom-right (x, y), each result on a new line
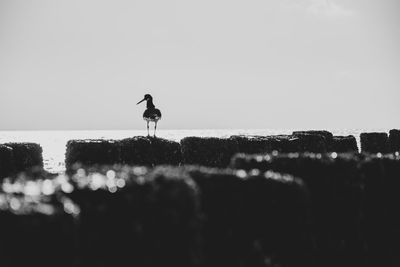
top-left (4, 142), bottom-right (43, 172)
top-left (331, 135), bottom-right (358, 152)
top-left (389, 129), bottom-right (400, 152)
top-left (360, 132), bottom-right (389, 153)
top-left (180, 137), bottom-right (239, 167)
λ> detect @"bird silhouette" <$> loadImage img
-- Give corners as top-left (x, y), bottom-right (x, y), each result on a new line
top-left (137, 94), bottom-right (162, 137)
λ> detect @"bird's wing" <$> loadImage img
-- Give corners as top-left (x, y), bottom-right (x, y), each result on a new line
top-left (155, 109), bottom-right (162, 119)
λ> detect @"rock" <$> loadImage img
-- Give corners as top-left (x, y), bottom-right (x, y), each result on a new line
top-left (119, 136), bottom-right (153, 165)
top-left (292, 132), bottom-right (329, 153)
top-left (231, 152), bottom-right (366, 267)
top-left (267, 135), bottom-right (302, 153)
top-left (149, 137), bottom-right (182, 165)
top-left (242, 169), bottom-right (312, 267)
top-left (65, 139), bottom-right (121, 170)
top-left (185, 166), bottom-right (246, 267)
top-left (4, 142), bottom-right (43, 172)
top-left (142, 166), bottom-right (202, 267)
top-left (230, 135), bottom-right (302, 154)
top-left (360, 154), bottom-right (400, 267)
top-left (120, 136), bottom-right (181, 166)
top-left (0, 145), bottom-right (14, 179)
top-left (230, 135), bottom-right (272, 154)
top-left (331, 135), bottom-right (358, 153)
top-left (66, 165), bottom-right (201, 267)
top-left (186, 165), bottom-right (311, 267)
top-left (180, 137), bottom-right (239, 167)
top-left (389, 129), bottom-right (400, 152)
top-left (293, 130), bottom-right (333, 150)
top-left (0, 178), bottom-right (79, 267)
top-left (360, 132), bottom-right (389, 153)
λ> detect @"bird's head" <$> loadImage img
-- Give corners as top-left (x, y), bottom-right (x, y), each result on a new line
top-left (137, 94), bottom-right (152, 105)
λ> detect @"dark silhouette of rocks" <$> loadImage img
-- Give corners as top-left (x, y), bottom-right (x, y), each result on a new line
top-left (186, 165), bottom-right (311, 267)
top-left (0, 144), bottom-right (15, 178)
top-left (292, 131), bottom-right (331, 152)
top-left (230, 135), bottom-right (302, 154)
top-left (180, 137), bottom-right (238, 167)
top-left (0, 177), bottom-right (78, 267)
top-left (64, 165), bottom-right (201, 267)
top-left (231, 152), bottom-right (368, 267)
top-left (360, 132), bottom-right (389, 153)
top-left (119, 136), bottom-right (154, 165)
top-left (141, 167), bottom-right (202, 267)
top-left (230, 135), bottom-right (273, 154)
top-left (1, 153), bottom-right (400, 267)
top-left (4, 142), bottom-right (43, 170)
top-left (65, 139), bottom-right (121, 170)
top-left (185, 166), bottom-right (246, 267)
top-left (241, 170), bottom-right (312, 267)
top-left (3, 130), bottom-right (400, 267)
top-left (120, 136), bottom-right (181, 166)
top-left (0, 142), bottom-right (43, 179)
top-left (65, 137), bottom-right (181, 170)
top-left (331, 135), bottom-right (358, 152)
top-left (180, 134), bottom-right (327, 168)
top-left (360, 154), bottom-right (400, 267)
top-left (389, 129), bottom-right (400, 152)
top-left (266, 135), bottom-right (303, 152)
top-left (293, 130), bottom-right (334, 150)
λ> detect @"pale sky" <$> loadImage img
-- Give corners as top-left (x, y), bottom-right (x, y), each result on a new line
top-left (0, 0), bottom-right (399, 130)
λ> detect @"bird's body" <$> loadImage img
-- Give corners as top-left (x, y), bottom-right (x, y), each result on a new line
top-left (143, 108), bottom-right (162, 122)
top-left (137, 94), bottom-right (162, 137)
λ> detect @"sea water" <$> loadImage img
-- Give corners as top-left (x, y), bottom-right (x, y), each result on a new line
top-left (0, 129), bottom-right (381, 173)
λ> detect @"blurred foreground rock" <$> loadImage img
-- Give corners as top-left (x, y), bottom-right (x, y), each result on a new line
top-left (232, 152), bottom-right (400, 267)
top-left (0, 175), bottom-right (79, 267)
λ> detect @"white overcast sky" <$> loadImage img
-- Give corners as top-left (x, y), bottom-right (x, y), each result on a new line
top-left (0, 0), bottom-right (399, 130)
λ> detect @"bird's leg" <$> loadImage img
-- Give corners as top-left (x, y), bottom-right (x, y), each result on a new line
top-left (154, 121), bottom-right (157, 137)
top-left (146, 121), bottom-right (150, 137)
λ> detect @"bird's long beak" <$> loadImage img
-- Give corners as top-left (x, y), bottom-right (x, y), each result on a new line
top-left (137, 98), bottom-right (146, 105)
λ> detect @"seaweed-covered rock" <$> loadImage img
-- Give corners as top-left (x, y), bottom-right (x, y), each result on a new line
top-left (230, 135), bottom-right (272, 154)
top-left (180, 137), bottom-right (239, 167)
top-left (65, 139), bottom-right (121, 170)
top-left (361, 154), bottom-right (400, 267)
top-left (389, 129), bottom-right (400, 152)
top-left (67, 165), bottom-right (201, 267)
top-left (185, 166), bottom-right (311, 267)
top-left (150, 137), bottom-right (182, 165)
top-left (293, 130), bottom-right (333, 139)
top-left (65, 165), bottom-right (147, 267)
top-left (360, 132), bottom-right (389, 153)
top-left (119, 136), bottom-right (153, 165)
top-left (0, 145), bottom-right (14, 179)
top-left (331, 135), bottom-right (358, 153)
top-left (141, 166), bottom-right (202, 267)
top-left (267, 135), bottom-right (302, 153)
top-left (242, 170), bottom-right (312, 267)
top-left (293, 130), bottom-right (333, 150)
top-left (292, 132), bottom-right (328, 153)
top-left (0, 178), bottom-right (79, 267)
top-left (4, 142), bottom-right (43, 172)
top-left (231, 152), bottom-right (366, 267)
top-left (185, 166), bottom-right (246, 267)
top-left (120, 136), bottom-right (181, 166)
top-left (230, 135), bottom-right (301, 154)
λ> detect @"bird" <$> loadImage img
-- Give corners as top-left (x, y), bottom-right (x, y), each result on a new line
top-left (137, 94), bottom-right (162, 137)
